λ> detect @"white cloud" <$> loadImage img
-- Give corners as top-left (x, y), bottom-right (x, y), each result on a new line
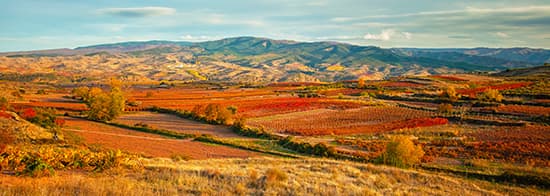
top-left (179, 35), bottom-right (217, 42)
top-left (402, 32), bottom-right (412, 40)
top-left (363, 29), bottom-right (412, 41)
top-left (364, 29), bottom-right (395, 41)
top-left (495, 32), bottom-right (510, 38)
top-left (98, 7), bottom-right (176, 17)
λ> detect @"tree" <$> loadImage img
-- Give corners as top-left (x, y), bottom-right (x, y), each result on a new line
top-left (87, 93), bottom-right (112, 121)
top-left (78, 79), bottom-right (126, 122)
top-left (438, 103), bottom-right (453, 114)
top-left (379, 135), bottom-right (425, 168)
top-left (440, 87), bottom-right (459, 102)
top-left (72, 86), bottom-right (89, 100)
top-left (357, 77), bottom-right (366, 88)
top-left (478, 89), bottom-right (503, 103)
top-left (0, 96), bottom-right (9, 111)
top-left (108, 79), bottom-right (125, 119)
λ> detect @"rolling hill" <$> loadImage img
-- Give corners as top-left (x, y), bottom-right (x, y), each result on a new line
top-left (0, 36), bottom-right (548, 83)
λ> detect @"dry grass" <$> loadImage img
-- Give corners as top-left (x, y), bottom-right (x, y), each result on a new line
top-left (1, 157), bottom-right (544, 196)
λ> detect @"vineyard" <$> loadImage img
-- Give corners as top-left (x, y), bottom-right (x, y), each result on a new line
top-left (457, 82), bottom-right (533, 97)
top-left (247, 106), bottom-right (447, 135)
top-left (113, 112), bottom-right (242, 138)
top-left (423, 125), bottom-right (550, 167)
top-left (488, 105), bottom-right (550, 116)
top-left (63, 117), bottom-right (257, 159)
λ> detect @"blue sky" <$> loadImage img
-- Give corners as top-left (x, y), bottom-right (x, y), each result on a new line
top-left (1, 0), bottom-right (549, 51)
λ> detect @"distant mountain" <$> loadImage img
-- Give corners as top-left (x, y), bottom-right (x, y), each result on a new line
top-left (398, 48), bottom-right (550, 65)
top-left (75, 40), bottom-right (193, 53)
top-left (0, 36), bottom-right (549, 82)
top-left (493, 64), bottom-right (550, 78)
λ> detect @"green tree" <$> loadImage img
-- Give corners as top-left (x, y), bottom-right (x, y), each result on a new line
top-left (87, 93), bottom-right (112, 121)
top-left (379, 135), bottom-right (425, 168)
top-left (81, 79), bottom-right (126, 122)
top-left (108, 79), bottom-right (125, 119)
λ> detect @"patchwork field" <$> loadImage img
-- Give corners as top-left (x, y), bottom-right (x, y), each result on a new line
top-left (247, 106), bottom-right (445, 135)
top-left (63, 117), bottom-right (257, 159)
top-left (113, 112), bottom-right (242, 138)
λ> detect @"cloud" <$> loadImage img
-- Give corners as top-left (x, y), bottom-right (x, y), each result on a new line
top-left (402, 32), bottom-right (412, 40)
top-left (448, 35), bottom-right (472, 39)
top-left (495, 32), bottom-right (510, 38)
top-left (364, 29), bottom-right (395, 41)
top-left (98, 7), bottom-right (176, 17)
top-left (179, 35), bottom-right (216, 41)
top-left (363, 29), bottom-right (411, 41)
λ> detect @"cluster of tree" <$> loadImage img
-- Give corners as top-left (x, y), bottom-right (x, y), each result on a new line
top-left (278, 136), bottom-right (337, 157)
top-left (231, 119), bottom-right (282, 140)
top-left (19, 107), bottom-right (64, 129)
top-left (72, 79), bottom-right (125, 121)
top-left (440, 87), bottom-right (460, 102)
top-left (191, 104), bottom-right (235, 125)
top-left (478, 89), bottom-right (503, 103)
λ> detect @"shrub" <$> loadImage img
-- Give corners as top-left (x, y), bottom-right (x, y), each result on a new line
top-left (0, 96), bottom-right (10, 110)
top-left (440, 87), bottom-right (459, 102)
top-left (21, 107), bottom-right (60, 129)
top-left (478, 89), bottom-right (503, 103)
top-left (438, 103), bottom-right (453, 114)
top-left (265, 168), bottom-right (288, 183)
top-left (0, 129), bottom-right (15, 153)
top-left (379, 135), bottom-right (425, 168)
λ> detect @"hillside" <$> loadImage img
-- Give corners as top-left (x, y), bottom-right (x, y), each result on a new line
top-left (493, 64), bottom-right (550, 78)
top-left (0, 37), bottom-right (549, 83)
top-left (1, 158), bottom-right (543, 195)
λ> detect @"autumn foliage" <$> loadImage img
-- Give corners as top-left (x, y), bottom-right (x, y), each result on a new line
top-left (379, 135), bottom-right (425, 168)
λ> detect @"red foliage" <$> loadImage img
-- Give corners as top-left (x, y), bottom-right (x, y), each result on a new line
top-left (457, 82), bottom-right (532, 97)
top-left (493, 105), bottom-right (550, 116)
top-left (54, 118), bottom-right (66, 127)
top-left (320, 89), bottom-right (365, 96)
top-left (0, 111), bottom-right (13, 120)
top-left (431, 75), bottom-right (467, 81)
top-left (379, 81), bottom-right (424, 88)
top-left (20, 108), bottom-right (36, 120)
top-left (400, 117), bottom-right (449, 129)
top-left (268, 82), bottom-right (325, 87)
top-left (425, 125), bottom-right (550, 167)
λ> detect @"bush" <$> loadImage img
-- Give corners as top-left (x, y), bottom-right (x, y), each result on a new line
top-left (0, 96), bottom-right (10, 110)
top-left (478, 89), bottom-right (503, 103)
top-left (20, 107), bottom-right (60, 129)
top-left (379, 135), bottom-right (425, 168)
top-left (440, 87), bottom-right (460, 102)
top-left (265, 168), bottom-right (288, 183)
top-left (438, 103), bottom-right (453, 114)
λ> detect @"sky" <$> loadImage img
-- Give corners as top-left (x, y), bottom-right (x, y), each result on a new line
top-left (1, 0), bottom-right (550, 52)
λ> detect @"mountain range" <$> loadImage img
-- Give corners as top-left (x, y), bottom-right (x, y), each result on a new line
top-left (1, 36), bottom-right (549, 83)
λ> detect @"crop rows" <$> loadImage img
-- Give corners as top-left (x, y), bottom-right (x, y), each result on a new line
top-left (248, 106), bottom-right (447, 135)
